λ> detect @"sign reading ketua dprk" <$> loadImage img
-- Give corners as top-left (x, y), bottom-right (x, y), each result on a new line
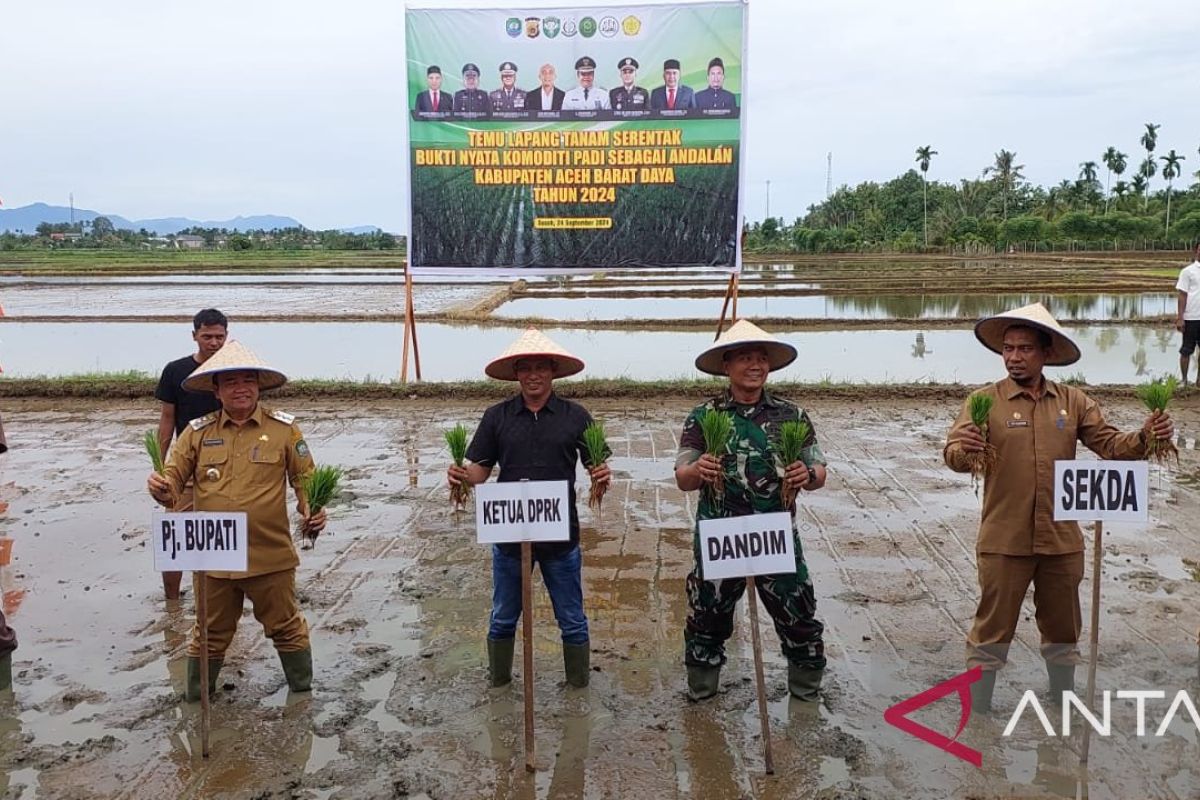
top-left (699, 512), bottom-right (795, 581)
top-left (475, 481), bottom-right (570, 544)
top-left (152, 512), bottom-right (249, 572)
top-left (1053, 460), bottom-right (1149, 522)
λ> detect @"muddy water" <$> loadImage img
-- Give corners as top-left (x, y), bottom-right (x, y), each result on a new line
top-left (0, 398), bottom-right (1196, 798)
top-left (496, 292), bottom-right (1178, 321)
top-left (0, 321), bottom-right (1182, 384)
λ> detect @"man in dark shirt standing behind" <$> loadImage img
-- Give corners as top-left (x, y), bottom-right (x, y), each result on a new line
top-left (153, 308), bottom-right (228, 599)
top-left (447, 329), bottom-right (610, 690)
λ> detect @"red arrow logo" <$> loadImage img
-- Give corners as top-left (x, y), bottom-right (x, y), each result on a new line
top-left (883, 666), bottom-right (983, 767)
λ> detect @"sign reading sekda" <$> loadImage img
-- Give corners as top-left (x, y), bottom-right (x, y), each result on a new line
top-left (406, 2), bottom-right (746, 273)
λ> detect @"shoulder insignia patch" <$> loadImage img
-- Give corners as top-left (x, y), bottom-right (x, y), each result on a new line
top-left (268, 409), bottom-right (296, 425)
top-left (189, 414), bottom-right (217, 431)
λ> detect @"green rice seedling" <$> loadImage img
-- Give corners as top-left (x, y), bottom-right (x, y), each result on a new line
top-left (965, 393), bottom-right (997, 495)
top-left (143, 430), bottom-right (164, 474)
top-left (300, 465), bottom-right (343, 549)
top-left (1135, 376), bottom-right (1179, 465)
top-left (582, 421), bottom-right (609, 518)
top-left (699, 409), bottom-right (735, 500)
top-left (445, 424), bottom-right (473, 512)
top-left (774, 419), bottom-right (811, 510)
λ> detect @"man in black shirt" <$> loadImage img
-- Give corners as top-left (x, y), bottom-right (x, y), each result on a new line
top-left (447, 329), bottom-right (610, 689)
top-left (153, 308), bottom-right (228, 599)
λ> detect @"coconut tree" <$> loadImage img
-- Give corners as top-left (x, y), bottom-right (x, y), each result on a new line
top-left (914, 145), bottom-right (937, 246)
top-left (1161, 149), bottom-right (1186, 235)
top-left (1102, 147), bottom-right (1128, 214)
top-left (984, 149), bottom-right (1025, 221)
top-left (1112, 180), bottom-right (1129, 211)
top-left (1078, 162), bottom-right (1100, 212)
top-left (1139, 157), bottom-right (1158, 211)
top-left (1140, 122), bottom-right (1160, 208)
top-left (1130, 173), bottom-right (1148, 206)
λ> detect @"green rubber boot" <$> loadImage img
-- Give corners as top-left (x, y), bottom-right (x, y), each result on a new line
top-left (787, 664), bottom-right (824, 702)
top-left (487, 638), bottom-right (515, 688)
top-left (970, 669), bottom-right (998, 714)
top-left (563, 642), bottom-right (590, 688)
top-left (0, 652), bottom-right (11, 691)
top-left (184, 656), bottom-right (223, 702)
top-left (1047, 663), bottom-right (1075, 702)
top-left (687, 664), bottom-right (720, 701)
top-left (279, 649), bottom-right (313, 693)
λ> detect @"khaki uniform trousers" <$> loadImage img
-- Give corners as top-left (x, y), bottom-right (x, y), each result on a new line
top-left (966, 552), bottom-right (1084, 671)
top-left (188, 569), bottom-right (310, 659)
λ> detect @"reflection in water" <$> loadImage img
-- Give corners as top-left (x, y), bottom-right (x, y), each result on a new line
top-left (678, 705), bottom-right (745, 798)
top-left (545, 705), bottom-right (593, 799)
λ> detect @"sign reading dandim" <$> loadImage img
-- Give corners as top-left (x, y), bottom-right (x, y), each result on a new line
top-left (698, 512), bottom-right (795, 581)
top-left (406, 3), bottom-right (745, 273)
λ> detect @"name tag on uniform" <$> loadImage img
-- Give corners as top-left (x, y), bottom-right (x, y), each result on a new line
top-left (1006, 420), bottom-right (1030, 428)
top-left (202, 438), bottom-right (224, 446)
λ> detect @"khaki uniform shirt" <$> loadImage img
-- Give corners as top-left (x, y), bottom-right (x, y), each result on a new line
top-left (162, 405), bottom-right (315, 578)
top-left (944, 377), bottom-right (1148, 556)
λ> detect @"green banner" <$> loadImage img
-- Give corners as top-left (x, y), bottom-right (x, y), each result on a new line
top-left (406, 2), bottom-right (746, 272)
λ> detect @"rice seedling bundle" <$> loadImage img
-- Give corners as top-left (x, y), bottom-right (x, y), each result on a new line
top-left (1135, 376), bottom-right (1178, 465)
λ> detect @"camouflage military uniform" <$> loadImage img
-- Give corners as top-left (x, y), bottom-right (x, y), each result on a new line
top-left (675, 389), bottom-right (828, 670)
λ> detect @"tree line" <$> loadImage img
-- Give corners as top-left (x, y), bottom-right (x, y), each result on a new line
top-left (1, 222), bottom-right (402, 252)
top-left (748, 122), bottom-right (1200, 254)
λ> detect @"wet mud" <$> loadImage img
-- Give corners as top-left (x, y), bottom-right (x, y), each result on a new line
top-left (0, 398), bottom-right (1197, 798)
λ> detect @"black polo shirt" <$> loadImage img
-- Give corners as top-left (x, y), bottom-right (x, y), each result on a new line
top-left (155, 355), bottom-right (222, 435)
top-left (467, 392), bottom-right (605, 558)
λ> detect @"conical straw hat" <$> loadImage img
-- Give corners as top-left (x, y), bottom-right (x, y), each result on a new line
top-left (974, 302), bottom-right (1081, 366)
top-left (181, 340), bottom-right (289, 393)
top-left (695, 319), bottom-right (798, 376)
top-left (485, 328), bottom-right (585, 381)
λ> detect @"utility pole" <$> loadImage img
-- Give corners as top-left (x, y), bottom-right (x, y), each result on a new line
top-left (826, 152), bottom-right (833, 199)
top-left (765, 180), bottom-right (771, 220)
top-left (69, 192), bottom-right (75, 226)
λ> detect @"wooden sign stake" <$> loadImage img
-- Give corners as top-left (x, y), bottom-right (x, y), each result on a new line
top-left (1080, 521), bottom-right (1103, 765)
top-left (521, 541), bottom-right (536, 772)
top-left (746, 575), bottom-right (774, 774)
top-left (197, 570), bottom-right (211, 758)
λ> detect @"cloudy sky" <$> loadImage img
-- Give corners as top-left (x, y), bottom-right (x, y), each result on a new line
top-left (2, 0), bottom-right (1198, 230)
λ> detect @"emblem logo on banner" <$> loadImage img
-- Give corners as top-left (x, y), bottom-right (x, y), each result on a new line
top-left (599, 16), bottom-right (619, 37)
top-left (561, 17), bottom-right (578, 37)
top-left (579, 16), bottom-right (597, 37)
top-left (543, 16), bottom-right (561, 38)
top-left (525, 17), bottom-right (540, 38)
top-left (622, 15), bottom-right (641, 36)
top-left (505, 17), bottom-right (522, 37)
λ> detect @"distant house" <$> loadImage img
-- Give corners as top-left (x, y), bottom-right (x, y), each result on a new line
top-left (174, 235), bottom-right (205, 250)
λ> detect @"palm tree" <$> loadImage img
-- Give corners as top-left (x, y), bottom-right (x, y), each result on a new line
top-left (1130, 173), bottom-right (1148, 204)
top-left (1102, 147), bottom-right (1127, 214)
top-left (984, 149), bottom-right (1025, 221)
top-left (1078, 162), bottom-right (1099, 212)
top-left (1161, 149), bottom-right (1186, 235)
top-left (1111, 180), bottom-right (1129, 211)
top-left (914, 145), bottom-right (937, 246)
top-left (1140, 122), bottom-right (1160, 209)
top-left (1139, 157), bottom-right (1158, 211)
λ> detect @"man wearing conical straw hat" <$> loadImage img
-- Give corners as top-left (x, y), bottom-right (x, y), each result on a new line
top-left (147, 341), bottom-right (327, 701)
top-left (674, 320), bottom-right (829, 702)
top-left (447, 329), bottom-right (611, 690)
top-left (945, 303), bottom-right (1174, 712)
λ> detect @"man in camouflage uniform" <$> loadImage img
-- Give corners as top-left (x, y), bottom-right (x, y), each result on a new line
top-left (674, 320), bottom-right (828, 701)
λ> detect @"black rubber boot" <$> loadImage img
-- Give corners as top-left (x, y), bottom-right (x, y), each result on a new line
top-left (563, 642), bottom-right (590, 688)
top-left (687, 664), bottom-right (720, 701)
top-left (970, 669), bottom-right (997, 713)
top-left (487, 638), bottom-right (515, 687)
top-left (184, 656), bottom-right (223, 702)
top-left (279, 649), bottom-right (313, 693)
top-left (1047, 663), bottom-right (1075, 702)
top-left (787, 664), bottom-right (823, 702)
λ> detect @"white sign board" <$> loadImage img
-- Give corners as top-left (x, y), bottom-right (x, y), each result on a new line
top-left (475, 480), bottom-right (571, 544)
top-left (152, 512), bottom-right (249, 572)
top-left (699, 512), bottom-right (796, 581)
top-left (1053, 460), bottom-right (1149, 523)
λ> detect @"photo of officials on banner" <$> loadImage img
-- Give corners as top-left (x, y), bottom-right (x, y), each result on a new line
top-left (406, 3), bottom-right (745, 271)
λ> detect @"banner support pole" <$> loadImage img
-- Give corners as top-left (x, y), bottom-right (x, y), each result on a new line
top-left (401, 267), bottom-right (422, 383)
top-left (715, 273), bottom-right (738, 340)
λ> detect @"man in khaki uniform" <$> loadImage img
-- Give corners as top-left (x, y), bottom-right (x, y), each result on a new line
top-left (147, 341), bottom-right (326, 701)
top-left (944, 303), bottom-right (1173, 710)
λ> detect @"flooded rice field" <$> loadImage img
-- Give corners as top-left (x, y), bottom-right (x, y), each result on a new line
top-left (495, 292), bottom-right (1178, 322)
top-left (0, 397), bottom-right (1196, 798)
top-left (0, 320), bottom-right (1181, 385)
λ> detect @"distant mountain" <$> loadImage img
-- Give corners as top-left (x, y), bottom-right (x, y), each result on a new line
top-left (0, 203), bottom-right (308, 235)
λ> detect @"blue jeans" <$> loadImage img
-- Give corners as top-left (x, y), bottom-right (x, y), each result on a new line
top-left (488, 544), bottom-right (589, 645)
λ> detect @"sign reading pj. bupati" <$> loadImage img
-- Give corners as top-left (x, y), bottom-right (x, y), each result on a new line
top-left (406, 2), bottom-right (746, 273)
